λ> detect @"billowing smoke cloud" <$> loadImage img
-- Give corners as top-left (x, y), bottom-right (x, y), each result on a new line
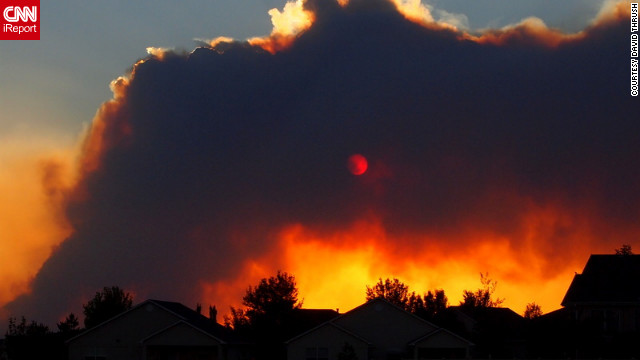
top-left (4, 0), bottom-right (637, 325)
top-left (0, 137), bottom-right (74, 319)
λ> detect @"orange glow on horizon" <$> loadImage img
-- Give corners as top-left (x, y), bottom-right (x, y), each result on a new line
top-left (280, 221), bottom-right (575, 316)
top-left (201, 210), bottom-right (594, 320)
top-left (2, 0), bottom-right (633, 325)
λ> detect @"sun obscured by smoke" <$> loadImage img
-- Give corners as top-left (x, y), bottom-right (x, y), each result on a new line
top-left (1, 0), bottom-right (635, 327)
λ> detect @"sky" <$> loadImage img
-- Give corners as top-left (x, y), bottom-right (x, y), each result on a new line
top-left (0, 0), bottom-right (635, 330)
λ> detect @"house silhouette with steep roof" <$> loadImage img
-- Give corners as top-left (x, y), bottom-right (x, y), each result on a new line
top-left (526, 253), bottom-right (640, 358)
top-left (286, 298), bottom-right (473, 360)
top-left (66, 298), bottom-right (471, 360)
top-left (561, 254), bottom-right (640, 333)
top-left (66, 299), bottom-right (251, 360)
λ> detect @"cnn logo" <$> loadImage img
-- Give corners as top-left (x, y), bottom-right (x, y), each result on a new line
top-left (3, 6), bottom-right (37, 22)
top-left (1, 0), bottom-right (40, 40)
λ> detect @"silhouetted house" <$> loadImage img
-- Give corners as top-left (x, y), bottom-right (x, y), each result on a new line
top-left (552, 254), bottom-right (640, 358)
top-left (67, 299), bottom-right (251, 360)
top-left (286, 298), bottom-right (473, 360)
top-left (525, 307), bottom-right (576, 359)
top-left (562, 254), bottom-right (640, 333)
top-left (448, 306), bottom-right (526, 358)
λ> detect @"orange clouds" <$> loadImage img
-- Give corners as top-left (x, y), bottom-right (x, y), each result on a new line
top-left (200, 206), bottom-right (593, 319)
top-left (466, 17), bottom-right (584, 48)
top-left (0, 137), bottom-right (75, 312)
top-left (249, 0), bottom-right (315, 53)
top-left (465, 0), bottom-right (632, 47)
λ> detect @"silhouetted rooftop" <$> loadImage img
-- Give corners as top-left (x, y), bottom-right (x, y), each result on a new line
top-left (561, 254), bottom-right (640, 306)
top-left (450, 305), bottom-right (525, 331)
top-left (67, 299), bottom-right (246, 344)
top-left (292, 308), bottom-right (339, 325)
top-left (148, 300), bottom-right (243, 342)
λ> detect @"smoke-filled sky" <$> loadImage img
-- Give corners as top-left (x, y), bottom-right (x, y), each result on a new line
top-left (0, 0), bottom-right (636, 329)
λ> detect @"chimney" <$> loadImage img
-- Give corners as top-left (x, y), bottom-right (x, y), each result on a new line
top-left (209, 305), bottom-right (217, 323)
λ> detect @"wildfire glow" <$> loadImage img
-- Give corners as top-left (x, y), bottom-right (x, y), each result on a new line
top-left (282, 221), bottom-right (576, 316)
top-left (201, 208), bottom-right (591, 319)
top-left (2, 0), bottom-right (634, 328)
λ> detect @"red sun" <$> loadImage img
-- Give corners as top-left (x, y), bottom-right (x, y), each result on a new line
top-left (348, 154), bottom-right (368, 175)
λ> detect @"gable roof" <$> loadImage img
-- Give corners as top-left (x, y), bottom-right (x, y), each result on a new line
top-left (409, 328), bottom-right (474, 346)
top-left (141, 320), bottom-right (228, 344)
top-left (561, 254), bottom-right (640, 306)
top-left (292, 308), bottom-right (340, 323)
top-left (149, 300), bottom-right (238, 341)
top-left (335, 297), bottom-right (439, 327)
top-left (285, 321), bottom-right (372, 345)
top-left (448, 305), bottom-right (525, 337)
top-left (67, 299), bottom-right (238, 344)
top-left (286, 298), bottom-right (445, 345)
top-left (288, 308), bottom-right (340, 335)
top-left (450, 306), bottom-right (524, 324)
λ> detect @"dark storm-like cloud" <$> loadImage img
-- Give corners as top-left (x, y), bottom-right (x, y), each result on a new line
top-left (5, 0), bottom-right (636, 323)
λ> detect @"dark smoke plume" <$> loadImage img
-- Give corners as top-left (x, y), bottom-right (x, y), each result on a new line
top-left (5, 0), bottom-right (636, 324)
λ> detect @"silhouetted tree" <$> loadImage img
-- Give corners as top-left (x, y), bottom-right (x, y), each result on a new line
top-left (5, 316), bottom-right (65, 360)
top-left (6, 316), bottom-right (26, 336)
top-left (424, 289), bottom-right (448, 316)
top-left (409, 289), bottom-right (464, 332)
top-left (366, 278), bottom-right (410, 309)
top-left (366, 278), bottom-right (452, 325)
top-left (224, 306), bottom-right (250, 330)
top-left (460, 273), bottom-right (504, 308)
top-left (523, 302), bottom-right (543, 319)
top-left (228, 271), bottom-right (302, 359)
top-left (56, 313), bottom-right (80, 334)
top-left (6, 316), bottom-right (49, 336)
top-left (615, 244), bottom-right (633, 255)
top-left (82, 286), bottom-right (133, 329)
top-left (408, 289), bottom-right (449, 320)
top-left (241, 271), bottom-right (302, 325)
top-left (407, 291), bottom-right (425, 314)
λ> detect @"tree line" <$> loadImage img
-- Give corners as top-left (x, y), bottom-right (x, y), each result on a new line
top-left (4, 244), bottom-right (634, 359)
top-left (3, 286), bottom-right (133, 360)
top-left (3, 271), bottom-right (520, 359)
